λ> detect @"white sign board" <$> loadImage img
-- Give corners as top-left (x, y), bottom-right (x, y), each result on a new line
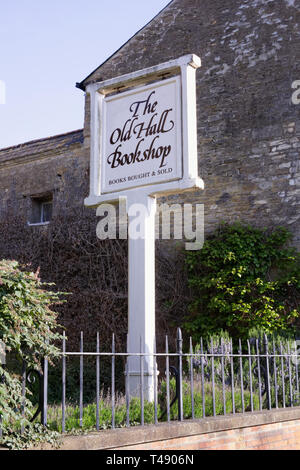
top-left (85, 54), bottom-right (203, 207)
top-left (102, 77), bottom-right (182, 194)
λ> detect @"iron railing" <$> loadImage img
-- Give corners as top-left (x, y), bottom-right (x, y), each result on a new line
top-left (1, 328), bottom-right (300, 436)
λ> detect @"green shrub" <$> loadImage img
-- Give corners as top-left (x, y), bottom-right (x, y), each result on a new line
top-left (184, 223), bottom-right (300, 341)
top-left (0, 260), bottom-right (64, 448)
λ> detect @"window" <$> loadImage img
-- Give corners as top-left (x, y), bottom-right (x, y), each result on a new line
top-left (40, 201), bottom-right (52, 223)
top-left (29, 194), bottom-right (53, 225)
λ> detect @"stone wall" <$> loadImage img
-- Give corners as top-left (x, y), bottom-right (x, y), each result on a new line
top-left (81, 0), bottom-right (300, 248)
top-left (0, 129), bottom-right (86, 219)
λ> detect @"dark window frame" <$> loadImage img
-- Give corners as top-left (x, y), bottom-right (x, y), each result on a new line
top-left (28, 193), bottom-right (53, 225)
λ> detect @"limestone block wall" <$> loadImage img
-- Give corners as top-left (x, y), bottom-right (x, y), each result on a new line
top-left (0, 130), bottom-right (86, 221)
top-left (81, 0), bottom-right (300, 248)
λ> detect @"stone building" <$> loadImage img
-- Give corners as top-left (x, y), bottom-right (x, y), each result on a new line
top-left (0, 0), bottom-right (299, 345)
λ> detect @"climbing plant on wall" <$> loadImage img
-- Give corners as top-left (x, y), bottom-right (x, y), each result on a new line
top-left (184, 224), bottom-right (300, 341)
top-left (0, 260), bottom-right (63, 448)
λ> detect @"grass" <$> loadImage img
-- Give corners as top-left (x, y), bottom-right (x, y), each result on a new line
top-left (47, 395), bottom-right (157, 433)
top-left (46, 379), bottom-right (260, 433)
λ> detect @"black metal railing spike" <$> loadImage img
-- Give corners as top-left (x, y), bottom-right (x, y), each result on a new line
top-left (160, 366), bottom-right (180, 420)
top-left (176, 328), bottom-right (183, 421)
top-left (27, 368), bottom-right (44, 423)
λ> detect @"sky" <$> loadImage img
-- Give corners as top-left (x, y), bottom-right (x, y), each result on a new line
top-left (0, 0), bottom-right (171, 149)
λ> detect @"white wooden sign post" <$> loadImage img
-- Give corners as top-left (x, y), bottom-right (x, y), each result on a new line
top-left (85, 54), bottom-right (203, 401)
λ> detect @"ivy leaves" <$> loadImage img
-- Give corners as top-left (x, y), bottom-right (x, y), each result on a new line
top-left (0, 260), bottom-right (64, 368)
top-left (184, 224), bottom-right (300, 340)
top-left (0, 260), bottom-right (64, 448)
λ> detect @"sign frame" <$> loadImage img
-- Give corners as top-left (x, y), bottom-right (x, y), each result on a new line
top-left (85, 54), bottom-right (204, 208)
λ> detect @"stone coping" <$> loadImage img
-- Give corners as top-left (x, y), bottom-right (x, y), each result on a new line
top-left (29, 407), bottom-right (300, 450)
top-left (0, 129), bottom-right (84, 168)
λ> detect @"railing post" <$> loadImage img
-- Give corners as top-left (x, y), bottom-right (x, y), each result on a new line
top-left (273, 340), bottom-right (278, 409)
top-left (125, 334), bottom-right (130, 428)
top-left (0, 366), bottom-right (3, 437)
top-left (111, 333), bottom-right (115, 429)
top-left (62, 331), bottom-right (66, 433)
top-left (96, 331), bottom-right (100, 431)
top-left (256, 339), bottom-right (262, 410)
top-left (176, 328), bottom-right (183, 421)
top-left (139, 336), bottom-right (144, 426)
top-left (238, 339), bottom-right (244, 413)
top-left (201, 338), bottom-right (206, 418)
top-left (211, 338), bottom-right (216, 416)
top-left (21, 360), bottom-right (26, 434)
top-left (287, 342), bottom-right (293, 407)
top-left (264, 334), bottom-right (271, 410)
top-left (230, 338), bottom-right (235, 414)
top-left (280, 341), bottom-right (286, 408)
top-left (41, 356), bottom-right (48, 427)
top-left (165, 336), bottom-right (170, 423)
top-left (189, 337), bottom-right (195, 419)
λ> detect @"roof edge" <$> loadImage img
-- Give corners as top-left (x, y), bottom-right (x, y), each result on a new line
top-left (0, 129), bottom-right (83, 153)
top-left (76, 0), bottom-right (174, 91)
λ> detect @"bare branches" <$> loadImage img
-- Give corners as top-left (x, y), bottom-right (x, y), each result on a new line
top-left (0, 210), bottom-right (190, 353)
